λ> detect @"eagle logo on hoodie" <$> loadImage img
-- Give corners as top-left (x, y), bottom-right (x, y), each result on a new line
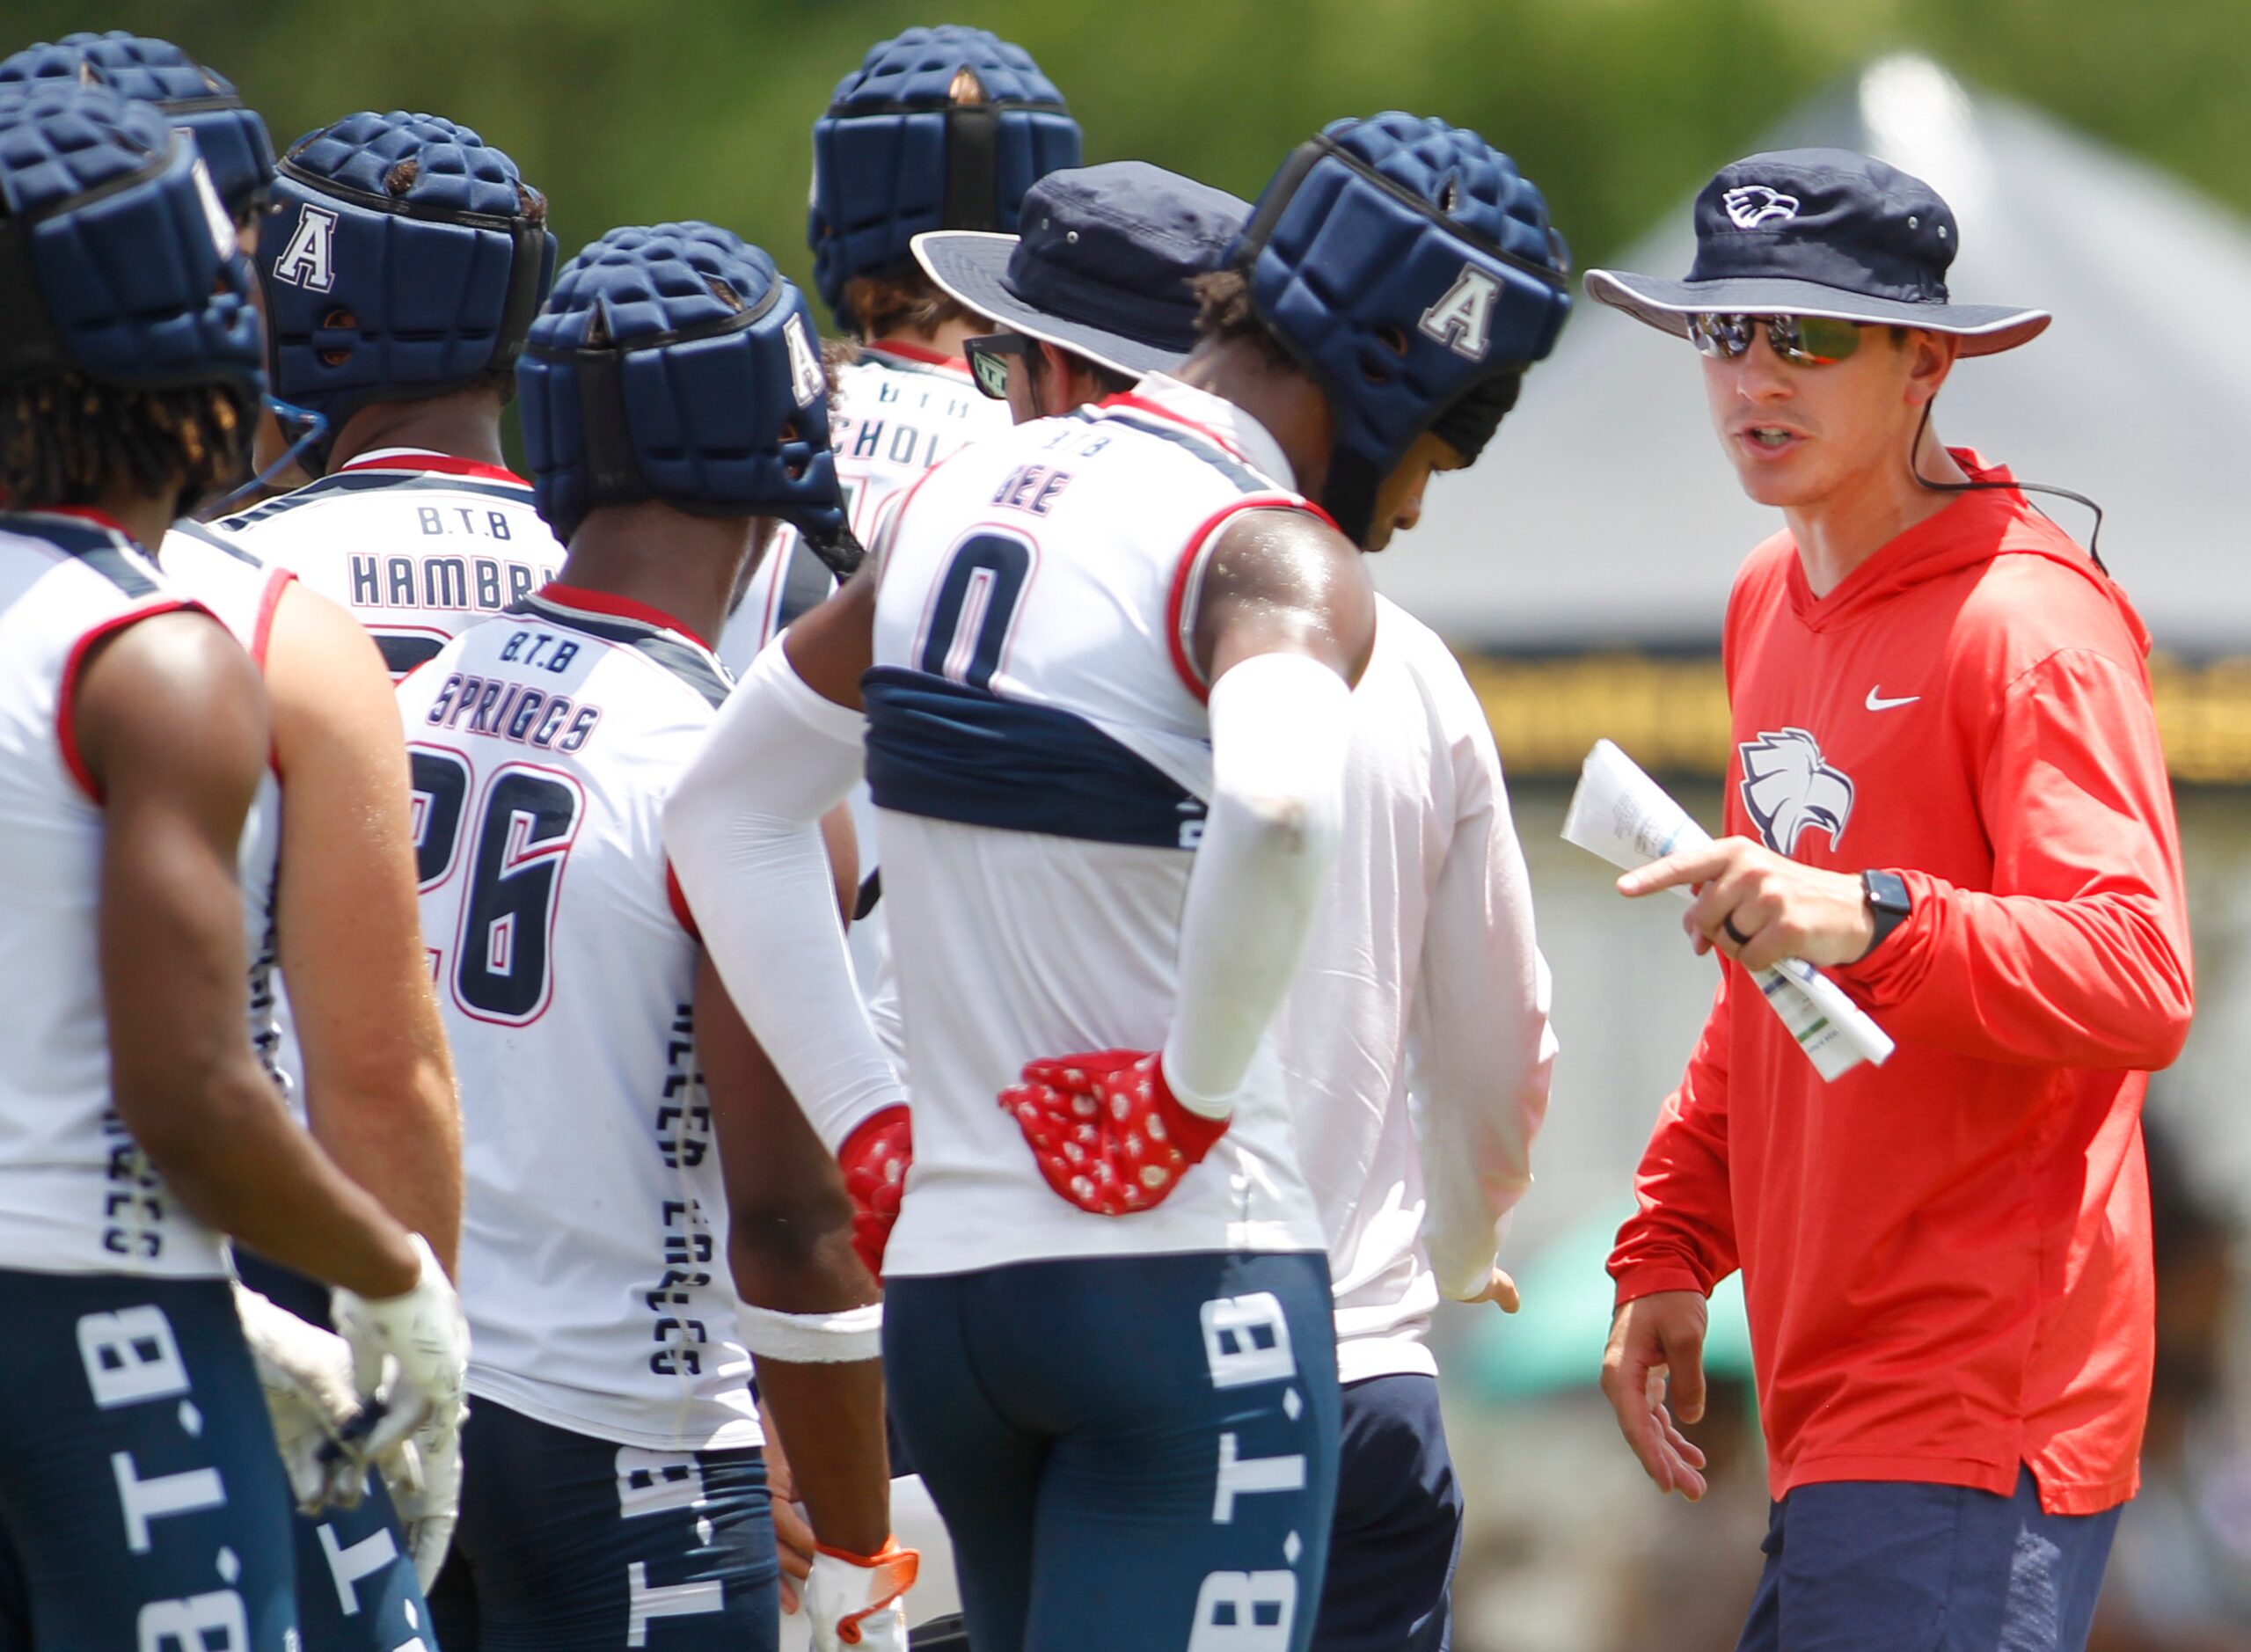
top-left (1739, 727), bottom-right (1854, 856)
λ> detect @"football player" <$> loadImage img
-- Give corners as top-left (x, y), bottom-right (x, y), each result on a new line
top-left (407, 222), bottom-right (910, 1651)
top-left (669, 113), bottom-right (1570, 1652)
top-left (721, 22), bottom-right (1080, 668)
top-left (915, 153), bottom-right (1562, 1652)
top-left (0, 81), bottom-right (460, 1649)
top-left (219, 109), bottom-right (562, 678)
top-left (0, 35), bottom-right (474, 1634)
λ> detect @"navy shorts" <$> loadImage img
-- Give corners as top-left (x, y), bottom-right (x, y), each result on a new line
top-left (1312, 1373), bottom-right (1461, 1652)
top-left (427, 1397), bottom-right (778, 1650)
top-left (1735, 1466), bottom-right (2123, 1652)
top-left (0, 1268), bottom-right (298, 1650)
top-left (237, 1252), bottom-right (434, 1652)
top-left (884, 1249), bottom-right (1341, 1652)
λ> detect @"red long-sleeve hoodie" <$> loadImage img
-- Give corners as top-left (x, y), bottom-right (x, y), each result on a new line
top-left (1609, 455), bottom-right (2193, 1515)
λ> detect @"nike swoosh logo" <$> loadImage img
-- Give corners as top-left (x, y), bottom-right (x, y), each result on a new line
top-left (1865, 688), bottom-right (1920, 712)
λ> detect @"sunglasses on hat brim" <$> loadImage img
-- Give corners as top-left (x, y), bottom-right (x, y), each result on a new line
top-left (963, 332), bottom-right (1039, 399)
top-left (1689, 312), bottom-right (1867, 366)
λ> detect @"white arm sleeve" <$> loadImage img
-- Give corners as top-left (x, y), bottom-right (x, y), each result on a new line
top-left (1162, 652), bottom-right (1352, 1118)
top-left (664, 641), bottom-right (905, 1153)
top-left (1407, 705), bottom-right (1557, 1299)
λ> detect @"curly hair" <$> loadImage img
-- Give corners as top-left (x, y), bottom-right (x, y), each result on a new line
top-left (840, 267), bottom-right (977, 344)
top-left (0, 375), bottom-right (250, 513)
top-left (1189, 268), bottom-right (1297, 372)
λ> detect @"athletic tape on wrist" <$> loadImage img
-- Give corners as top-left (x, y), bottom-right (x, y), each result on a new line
top-left (735, 1300), bottom-right (883, 1363)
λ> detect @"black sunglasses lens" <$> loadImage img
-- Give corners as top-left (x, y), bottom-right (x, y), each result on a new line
top-left (968, 344), bottom-right (1011, 399)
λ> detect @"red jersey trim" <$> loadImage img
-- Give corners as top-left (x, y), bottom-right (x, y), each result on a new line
top-left (57, 599), bottom-right (205, 802)
top-left (533, 581), bottom-right (713, 651)
top-left (1164, 493), bottom-right (1332, 703)
top-left (863, 340), bottom-right (970, 376)
top-left (251, 569), bottom-right (296, 670)
top-left (337, 450), bottom-right (530, 486)
top-left (665, 861), bottom-right (701, 940)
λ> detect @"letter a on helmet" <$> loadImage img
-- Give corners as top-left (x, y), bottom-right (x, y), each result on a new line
top-left (1419, 265), bottom-right (1503, 360)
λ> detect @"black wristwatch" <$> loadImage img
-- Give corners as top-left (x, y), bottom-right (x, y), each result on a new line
top-left (1860, 869), bottom-right (1912, 958)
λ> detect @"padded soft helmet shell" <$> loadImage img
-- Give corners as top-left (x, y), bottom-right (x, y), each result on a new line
top-left (810, 24), bottom-right (1080, 328)
top-left (0, 83), bottom-right (264, 415)
top-left (518, 223), bottom-right (852, 569)
top-left (258, 110), bottom-right (555, 471)
top-left (1229, 112), bottom-right (1572, 545)
top-left (0, 33), bottom-right (275, 219)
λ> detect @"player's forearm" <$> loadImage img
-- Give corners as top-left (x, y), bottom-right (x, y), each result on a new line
top-left (1163, 653), bottom-right (1352, 1112)
top-left (141, 1065), bottom-right (420, 1297)
top-left (1410, 796), bottom-right (1557, 1297)
top-left (754, 1357), bottom-right (890, 1556)
top-left (669, 642), bottom-right (903, 1151)
top-left (303, 1049), bottom-right (463, 1274)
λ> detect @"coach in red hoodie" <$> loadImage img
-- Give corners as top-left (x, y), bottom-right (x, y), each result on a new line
top-left (1584, 150), bottom-right (2193, 1651)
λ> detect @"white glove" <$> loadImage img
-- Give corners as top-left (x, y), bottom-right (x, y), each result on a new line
top-left (231, 1281), bottom-right (367, 1513)
top-left (370, 1417), bottom-right (463, 1592)
top-left (805, 1539), bottom-right (917, 1650)
top-left (332, 1234), bottom-right (470, 1590)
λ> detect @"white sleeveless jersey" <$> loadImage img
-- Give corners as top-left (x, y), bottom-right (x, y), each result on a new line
top-left (217, 448), bottom-right (562, 681)
top-left (867, 374), bottom-right (1331, 1276)
top-left (157, 523), bottom-right (300, 1115)
top-left (720, 342), bottom-right (1004, 670)
top-left (0, 512), bottom-right (230, 1278)
top-left (398, 585), bottom-right (760, 1451)
top-left (719, 343), bottom-right (1005, 1003)
top-left (1275, 599), bottom-right (1554, 1384)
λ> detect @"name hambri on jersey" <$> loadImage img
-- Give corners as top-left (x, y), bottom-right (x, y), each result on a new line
top-left (219, 450), bottom-right (563, 680)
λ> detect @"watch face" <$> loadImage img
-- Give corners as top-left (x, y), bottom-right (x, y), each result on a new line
top-left (1865, 870), bottom-right (1911, 914)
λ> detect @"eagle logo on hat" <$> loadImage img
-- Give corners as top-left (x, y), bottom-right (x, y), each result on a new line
top-left (1723, 185), bottom-right (1801, 230)
top-left (1739, 727), bottom-right (1853, 855)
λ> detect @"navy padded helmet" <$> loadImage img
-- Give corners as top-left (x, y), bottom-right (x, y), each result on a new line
top-left (518, 223), bottom-right (853, 570)
top-left (810, 25), bottom-right (1080, 329)
top-left (259, 111), bottom-right (556, 471)
top-left (0, 82), bottom-right (264, 413)
top-left (0, 33), bottom-right (274, 219)
top-left (1228, 113), bottom-right (1572, 546)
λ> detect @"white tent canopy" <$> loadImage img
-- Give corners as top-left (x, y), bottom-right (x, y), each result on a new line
top-left (1377, 55), bottom-right (2251, 657)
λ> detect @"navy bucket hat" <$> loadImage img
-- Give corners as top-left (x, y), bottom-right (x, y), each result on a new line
top-left (913, 161), bottom-right (1249, 379)
top-left (1586, 148), bottom-right (2048, 355)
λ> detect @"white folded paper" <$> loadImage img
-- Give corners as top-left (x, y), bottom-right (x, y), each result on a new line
top-left (1562, 739), bottom-right (1894, 1081)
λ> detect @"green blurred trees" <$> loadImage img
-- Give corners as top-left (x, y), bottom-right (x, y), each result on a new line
top-left (11, 0), bottom-right (2247, 310)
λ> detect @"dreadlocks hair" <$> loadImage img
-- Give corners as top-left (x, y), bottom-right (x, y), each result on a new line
top-left (1190, 267), bottom-right (1299, 373)
top-left (0, 374), bottom-right (251, 515)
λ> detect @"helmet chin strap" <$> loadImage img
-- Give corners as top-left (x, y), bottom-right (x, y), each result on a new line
top-left (1907, 401), bottom-right (2107, 574)
top-left (203, 395), bottom-right (327, 518)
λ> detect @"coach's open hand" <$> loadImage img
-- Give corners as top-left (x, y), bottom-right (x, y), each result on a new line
top-left (1619, 837), bottom-right (1875, 971)
top-left (1601, 1291), bottom-right (1711, 1501)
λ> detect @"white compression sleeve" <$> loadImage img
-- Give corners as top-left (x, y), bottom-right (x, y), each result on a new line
top-left (664, 641), bottom-right (905, 1153)
top-left (1162, 652), bottom-right (1352, 1118)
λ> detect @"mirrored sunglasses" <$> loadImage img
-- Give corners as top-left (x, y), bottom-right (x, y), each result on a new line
top-left (1688, 312), bottom-right (1867, 366)
top-left (963, 333), bottom-right (1039, 400)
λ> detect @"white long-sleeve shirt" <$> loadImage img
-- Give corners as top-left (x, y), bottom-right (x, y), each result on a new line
top-left (1276, 596), bottom-right (1556, 1383)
